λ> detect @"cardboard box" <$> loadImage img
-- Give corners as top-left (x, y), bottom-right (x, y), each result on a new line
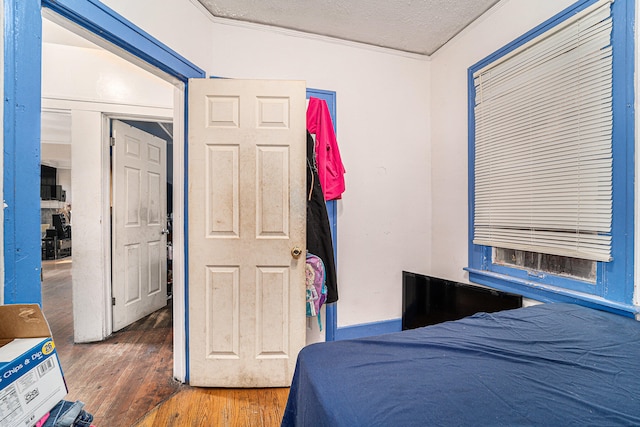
top-left (0, 304), bottom-right (67, 427)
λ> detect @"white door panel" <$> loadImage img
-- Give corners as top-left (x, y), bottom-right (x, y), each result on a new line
top-left (112, 120), bottom-right (167, 331)
top-left (188, 79), bottom-right (306, 387)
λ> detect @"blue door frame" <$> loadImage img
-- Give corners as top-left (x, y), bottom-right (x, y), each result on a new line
top-left (4, 0), bottom-right (44, 304)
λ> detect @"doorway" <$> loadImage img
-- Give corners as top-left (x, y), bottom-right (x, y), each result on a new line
top-left (39, 110), bottom-right (178, 422)
top-left (40, 14), bottom-right (178, 386)
top-left (7, 0), bottom-right (205, 381)
top-left (111, 118), bottom-right (173, 331)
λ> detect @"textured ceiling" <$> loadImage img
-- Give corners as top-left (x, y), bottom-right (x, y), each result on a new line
top-left (196, 0), bottom-right (501, 55)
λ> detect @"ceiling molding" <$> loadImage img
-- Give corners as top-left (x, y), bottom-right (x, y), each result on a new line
top-left (188, 0), bottom-right (431, 61)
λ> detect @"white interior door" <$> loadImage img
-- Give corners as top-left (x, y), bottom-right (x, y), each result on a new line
top-left (188, 79), bottom-right (307, 387)
top-left (112, 120), bottom-right (168, 332)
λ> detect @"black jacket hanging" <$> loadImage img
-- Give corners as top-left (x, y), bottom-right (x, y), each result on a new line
top-left (306, 131), bottom-right (338, 303)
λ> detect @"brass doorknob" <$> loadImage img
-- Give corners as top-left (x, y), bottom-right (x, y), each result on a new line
top-left (291, 247), bottom-right (303, 259)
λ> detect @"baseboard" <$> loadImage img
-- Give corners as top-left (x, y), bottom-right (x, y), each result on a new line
top-left (334, 318), bottom-right (402, 341)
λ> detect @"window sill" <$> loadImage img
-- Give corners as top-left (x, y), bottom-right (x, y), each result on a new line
top-left (465, 267), bottom-right (640, 319)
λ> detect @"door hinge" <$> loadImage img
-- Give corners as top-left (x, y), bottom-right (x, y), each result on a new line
top-left (112, 297), bottom-right (116, 306)
top-left (110, 136), bottom-right (116, 146)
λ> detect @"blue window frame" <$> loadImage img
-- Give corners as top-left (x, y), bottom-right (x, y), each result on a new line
top-left (466, 0), bottom-right (637, 317)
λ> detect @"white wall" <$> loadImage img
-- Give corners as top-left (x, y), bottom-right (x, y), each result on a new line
top-left (429, 0), bottom-right (580, 284)
top-left (101, 0), bottom-right (433, 328)
top-left (42, 40), bottom-right (174, 342)
top-left (42, 43), bottom-right (173, 108)
top-left (100, 0), bottom-right (215, 74)
top-left (69, 110), bottom-right (107, 342)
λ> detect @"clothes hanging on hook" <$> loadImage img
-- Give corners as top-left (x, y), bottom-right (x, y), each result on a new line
top-left (306, 97), bottom-right (346, 201)
top-left (306, 131), bottom-right (338, 303)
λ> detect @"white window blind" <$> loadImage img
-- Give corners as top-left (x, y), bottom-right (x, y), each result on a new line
top-left (472, 0), bottom-right (613, 262)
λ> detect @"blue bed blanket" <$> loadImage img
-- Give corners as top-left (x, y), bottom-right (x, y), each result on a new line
top-left (282, 303), bottom-right (640, 426)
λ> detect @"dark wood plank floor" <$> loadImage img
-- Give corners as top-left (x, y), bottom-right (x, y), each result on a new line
top-left (41, 258), bottom-right (291, 427)
top-left (41, 258), bottom-right (181, 426)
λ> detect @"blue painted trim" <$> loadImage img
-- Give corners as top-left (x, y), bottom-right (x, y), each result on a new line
top-left (3, 1), bottom-right (43, 304)
top-left (324, 303), bottom-right (337, 342)
top-left (334, 318), bottom-right (402, 341)
top-left (41, 0), bottom-right (205, 81)
top-left (467, 0), bottom-right (635, 310)
top-left (324, 198), bottom-right (338, 342)
top-left (609, 0), bottom-right (636, 303)
top-left (306, 88), bottom-right (339, 341)
top-left (466, 268), bottom-right (639, 318)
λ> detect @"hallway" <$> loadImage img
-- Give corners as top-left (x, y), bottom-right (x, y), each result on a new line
top-left (41, 258), bottom-right (181, 426)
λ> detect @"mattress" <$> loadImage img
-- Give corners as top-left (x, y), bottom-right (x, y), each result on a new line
top-left (282, 303), bottom-right (640, 426)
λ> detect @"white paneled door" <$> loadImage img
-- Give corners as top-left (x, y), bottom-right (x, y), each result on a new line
top-left (112, 120), bottom-right (168, 332)
top-left (188, 79), bottom-right (307, 387)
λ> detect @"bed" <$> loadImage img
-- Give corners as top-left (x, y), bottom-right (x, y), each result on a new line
top-left (281, 303), bottom-right (640, 426)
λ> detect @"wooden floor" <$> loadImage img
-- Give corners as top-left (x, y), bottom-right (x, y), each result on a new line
top-left (134, 387), bottom-right (290, 426)
top-left (41, 258), bottom-right (290, 427)
top-left (41, 258), bottom-right (180, 426)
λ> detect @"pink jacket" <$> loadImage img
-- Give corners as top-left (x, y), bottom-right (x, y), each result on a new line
top-left (306, 97), bottom-right (346, 200)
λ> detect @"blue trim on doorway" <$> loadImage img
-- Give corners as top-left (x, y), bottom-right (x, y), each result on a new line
top-left (306, 88), bottom-right (338, 341)
top-left (10, 0), bottom-right (204, 378)
top-left (324, 201), bottom-right (337, 341)
top-left (3, 1), bottom-right (43, 304)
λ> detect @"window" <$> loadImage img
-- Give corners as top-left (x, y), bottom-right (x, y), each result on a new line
top-left (466, 0), bottom-right (635, 315)
top-left (493, 248), bottom-right (596, 282)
